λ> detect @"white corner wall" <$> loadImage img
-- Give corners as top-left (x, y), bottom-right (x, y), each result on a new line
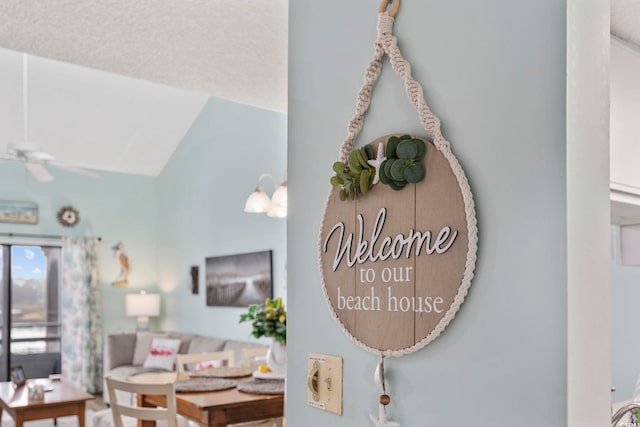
top-left (566, 1), bottom-right (610, 426)
top-left (288, 1), bottom-right (573, 425)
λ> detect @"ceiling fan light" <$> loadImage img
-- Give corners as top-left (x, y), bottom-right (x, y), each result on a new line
top-left (244, 188), bottom-right (272, 213)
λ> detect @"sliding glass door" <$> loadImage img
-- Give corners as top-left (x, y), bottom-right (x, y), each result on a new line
top-left (0, 243), bottom-right (62, 380)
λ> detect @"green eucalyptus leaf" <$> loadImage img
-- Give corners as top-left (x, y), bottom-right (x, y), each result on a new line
top-left (413, 138), bottom-right (427, 158)
top-left (330, 176), bottom-right (344, 187)
top-left (399, 134), bottom-right (412, 140)
top-left (389, 181), bottom-right (406, 191)
top-left (397, 139), bottom-right (418, 159)
top-left (404, 162), bottom-right (426, 183)
top-left (360, 169), bottom-right (371, 194)
top-left (333, 161), bottom-right (346, 174)
top-left (386, 137), bottom-right (400, 158)
top-left (339, 188), bottom-right (347, 201)
top-left (356, 149), bottom-right (370, 168)
top-left (390, 160), bottom-right (407, 181)
top-left (349, 151), bottom-right (361, 170)
top-left (364, 144), bottom-right (374, 160)
top-left (384, 158), bottom-right (396, 178)
top-left (379, 169), bottom-right (391, 185)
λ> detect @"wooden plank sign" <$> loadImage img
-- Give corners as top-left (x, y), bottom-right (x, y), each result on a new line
top-left (319, 134), bottom-right (477, 356)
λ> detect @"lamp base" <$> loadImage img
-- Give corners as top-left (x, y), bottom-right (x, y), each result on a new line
top-left (136, 316), bottom-right (150, 332)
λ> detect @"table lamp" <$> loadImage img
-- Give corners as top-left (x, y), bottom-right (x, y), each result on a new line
top-left (126, 291), bottom-right (160, 331)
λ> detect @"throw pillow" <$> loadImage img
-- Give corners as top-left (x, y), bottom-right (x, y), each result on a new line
top-left (195, 359), bottom-right (225, 370)
top-left (142, 338), bottom-right (181, 371)
top-left (133, 332), bottom-right (169, 366)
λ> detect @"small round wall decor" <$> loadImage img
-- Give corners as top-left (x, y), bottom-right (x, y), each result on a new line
top-left (57, 206), bottom-right (79, 227)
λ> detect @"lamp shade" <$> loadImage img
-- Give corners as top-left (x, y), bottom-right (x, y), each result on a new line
top-left (271, 182), bottom-right (288, 208)
top-left (244, 188), bottom-right (272, 213)
top-left (267, 204), bottom-right (287, 218)
top-left (126, 292), bottom-right (160, 317)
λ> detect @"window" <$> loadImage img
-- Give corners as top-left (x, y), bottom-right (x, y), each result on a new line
top-left (0, 242), bottom-right (62, 380)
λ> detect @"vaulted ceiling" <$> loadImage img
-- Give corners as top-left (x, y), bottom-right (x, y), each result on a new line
top-left (0, 1), bottom-right (287, 177)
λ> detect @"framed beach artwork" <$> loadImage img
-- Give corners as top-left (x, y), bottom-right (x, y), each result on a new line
top-left (205, 250), bottom-right (273, 307)
top-left (0, 201), bottom-right (38, 225)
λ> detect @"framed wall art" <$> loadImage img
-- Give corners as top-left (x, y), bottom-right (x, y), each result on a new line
top-left (205, 250), bottom-right (273, 307)
top-left (0, 201), bottom-right (38, 225)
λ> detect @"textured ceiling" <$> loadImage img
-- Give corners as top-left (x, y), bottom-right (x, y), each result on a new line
top-left (0, 0), bottom-right (288, 113)
top-left (612, 0), bottom-right (640, 49)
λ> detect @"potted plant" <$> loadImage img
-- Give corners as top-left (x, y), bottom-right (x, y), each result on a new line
top-left (240, 297), bottom-right (286, 376)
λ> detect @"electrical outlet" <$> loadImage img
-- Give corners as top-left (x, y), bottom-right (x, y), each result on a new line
top-left (307, 352), bottom-right (343, 415)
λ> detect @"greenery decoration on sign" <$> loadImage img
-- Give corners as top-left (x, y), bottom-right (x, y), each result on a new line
top-left (330, 135), bottom-right (427, 200)
top-left (330, 146), bottom-right (375, 201)
top-left (379, 135), bottom-right (426, 190)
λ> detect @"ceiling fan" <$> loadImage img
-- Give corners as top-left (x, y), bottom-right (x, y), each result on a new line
top-left (0, 54), bottom-right (99, 183)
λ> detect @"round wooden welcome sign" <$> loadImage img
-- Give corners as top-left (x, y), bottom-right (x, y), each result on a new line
top-left (319, 134), bottom-right (477, 356)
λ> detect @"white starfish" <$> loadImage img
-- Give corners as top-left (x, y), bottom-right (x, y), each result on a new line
top-left (367, 142), bottom-right (387, 184)
top-left (370, 404), bottom-right (400, 427)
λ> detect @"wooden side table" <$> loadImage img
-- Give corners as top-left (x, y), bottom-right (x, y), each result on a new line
top-left (0, 381), bottom-right (94, 427)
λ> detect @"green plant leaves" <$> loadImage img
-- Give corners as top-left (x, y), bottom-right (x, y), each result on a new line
top-left (329, 146), bottom-right (375, 200)
top-left (379, 135), bottom-right (428, 191)
top-left (330, 135), bottom-right (428, 200)
top-left (239, 297), bottom-right (286, 344)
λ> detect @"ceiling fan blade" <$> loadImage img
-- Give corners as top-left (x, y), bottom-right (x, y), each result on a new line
top-left (27, 151), bottom-right (55, 162)
top-left (49, 162), bottom-right (100, 178)
top-left (24, 163), bottom-right (54, 182)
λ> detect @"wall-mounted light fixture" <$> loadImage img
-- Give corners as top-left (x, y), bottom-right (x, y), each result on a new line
top-left (244, 173), bottom-right (287, 218)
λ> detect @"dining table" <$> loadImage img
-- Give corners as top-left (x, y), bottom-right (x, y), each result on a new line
top-left (128, 372), bottom-right (284, 427)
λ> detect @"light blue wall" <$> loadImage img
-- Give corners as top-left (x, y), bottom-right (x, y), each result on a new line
top-left (0, 163), bottom-right (158, 334)
top-left (288, 1), bottom-right (567, 426)
top-left (156, 97), bottom-right (287, 342)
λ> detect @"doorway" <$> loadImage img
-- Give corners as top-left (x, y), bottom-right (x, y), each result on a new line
top-left (0, 243), bottom-right (62, 380)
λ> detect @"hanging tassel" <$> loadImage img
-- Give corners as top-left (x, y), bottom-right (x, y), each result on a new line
top-left (370, 355), bottom-right (400, 427)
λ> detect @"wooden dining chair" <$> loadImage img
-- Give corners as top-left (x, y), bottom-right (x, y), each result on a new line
top-left (105, 376), bottom-right (178, 427)
top-left (175, 350), bottom-right (236, 373)
top-left (242, 347), bottom-right (268, 368)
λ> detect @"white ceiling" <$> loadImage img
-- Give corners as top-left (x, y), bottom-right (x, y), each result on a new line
top-left (612, 0), bottom-right (640, 48)
top-left (0, 48), bottom-right (208, 176)
top-left (0, 1), bottom-right (288, 177)
top-left (0, 1), bottom-right (288, 113)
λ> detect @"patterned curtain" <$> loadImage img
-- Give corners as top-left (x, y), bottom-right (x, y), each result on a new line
top-left (61, 237), bottom-right (103, 394)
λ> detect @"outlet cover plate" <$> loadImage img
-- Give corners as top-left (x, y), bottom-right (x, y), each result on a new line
top-left (307, 352), bottom-right (343, 415)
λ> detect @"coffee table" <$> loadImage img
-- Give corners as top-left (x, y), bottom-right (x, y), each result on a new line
top-left (0, 380), bottom-right (94, 427)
